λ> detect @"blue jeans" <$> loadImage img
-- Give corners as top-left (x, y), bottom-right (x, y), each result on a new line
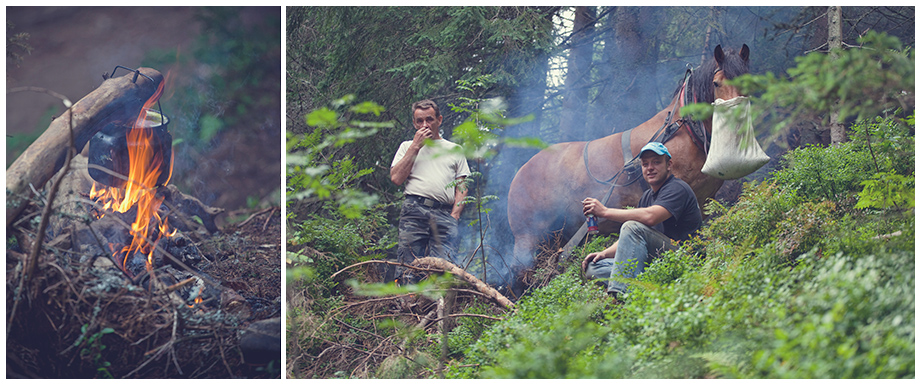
top-left (396, 198), bottom-right (460, 270)
top-left (585, 220), bottom-right (676, 295)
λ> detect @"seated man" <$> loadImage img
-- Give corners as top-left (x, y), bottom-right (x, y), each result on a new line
top-left (581, 142), bottom-right (702, 298)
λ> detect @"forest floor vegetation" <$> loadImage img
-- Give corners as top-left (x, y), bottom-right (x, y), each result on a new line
top-left (287, 113), bottom-right (914, 379)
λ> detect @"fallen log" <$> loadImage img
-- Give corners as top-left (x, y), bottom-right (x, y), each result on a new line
top-left (158, 184), bottom-right (225, 234)
top-left (6, 67), bottom-right (164, 227)
top-left (411, 257), bottom-right (515, 310)
top-left (329, 258), bottom-right (516, 310)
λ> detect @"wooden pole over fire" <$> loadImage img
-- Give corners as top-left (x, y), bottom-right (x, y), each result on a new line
top-left (6, 67), bottom-right (164, 227)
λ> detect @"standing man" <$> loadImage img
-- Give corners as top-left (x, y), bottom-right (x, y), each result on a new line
top-left (390, 99), bottom-right (471, 282)
top-left (581, 142), bottom-right (702, 298)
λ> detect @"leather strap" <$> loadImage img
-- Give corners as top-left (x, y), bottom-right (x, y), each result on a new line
top-left (563, 67), bottom-right (696, 265)
top-left (621, 128), bottom-right (633, 167)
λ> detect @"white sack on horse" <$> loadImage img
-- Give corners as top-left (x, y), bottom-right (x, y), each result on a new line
top-left (701, 96), bottom-right (769, 179)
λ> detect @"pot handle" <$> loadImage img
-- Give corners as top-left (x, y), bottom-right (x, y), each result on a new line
top-left (106, 65), bottom-right (165, 115)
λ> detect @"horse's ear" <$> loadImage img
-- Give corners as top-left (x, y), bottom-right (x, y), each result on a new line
top-left (740, 44), bottom-right (750, 62)
top-left (714, 45), bottom-right (725, 65)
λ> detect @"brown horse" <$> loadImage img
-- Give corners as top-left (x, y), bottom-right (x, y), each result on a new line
top-left (506, 44), bottom-right (751, 277)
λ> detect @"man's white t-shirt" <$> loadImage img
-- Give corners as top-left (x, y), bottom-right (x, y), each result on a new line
top-left (391, 138), bottom-right (471, 205)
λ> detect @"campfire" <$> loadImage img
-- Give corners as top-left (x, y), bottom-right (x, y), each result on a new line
top-left (87, 67), bottom-right (177, 279)
top-left (6, 66), bottom-right (281, 378)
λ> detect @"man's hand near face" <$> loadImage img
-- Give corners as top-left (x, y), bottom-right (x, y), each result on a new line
top-left (411, 126), bottom-right (432, 150)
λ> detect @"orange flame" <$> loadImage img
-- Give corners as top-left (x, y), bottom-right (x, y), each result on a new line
top-left (188, 285), bottom-right (204, 309)
top-left (91, 72), bottom-right (175, 276)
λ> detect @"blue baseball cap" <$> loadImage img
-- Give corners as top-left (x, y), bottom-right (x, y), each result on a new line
top-left (639, 142), bottom-right (671, 158)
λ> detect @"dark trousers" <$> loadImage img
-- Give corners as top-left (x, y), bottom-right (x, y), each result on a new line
top-left (396, 198), bottom-right (459, 275)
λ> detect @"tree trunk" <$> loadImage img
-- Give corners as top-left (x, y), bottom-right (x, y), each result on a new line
top-left (827, 6), bottom-right (849, 144)
top-left (597, 7), bottom-right (660, 133)
top-left (701, 7), bottom-right (715, 64)
top-left (560, 6), bottom-right (596, 142)
top-left (593, 7), bottom-right (618, 134)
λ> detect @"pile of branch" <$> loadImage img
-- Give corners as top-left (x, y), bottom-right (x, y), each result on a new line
top-left (287, 256), bottom-right (514, 378)
top-left (286, 229), bottom-right (583, 379)
top-left (7, 190), bottom-right (280, 378)
top-left (6, 213), bottom-right (242, 378)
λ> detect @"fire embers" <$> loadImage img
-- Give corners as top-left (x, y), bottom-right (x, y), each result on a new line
top-left (72, 209), bottom-right (224, 310)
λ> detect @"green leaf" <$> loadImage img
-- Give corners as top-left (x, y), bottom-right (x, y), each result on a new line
top-left (503, 137), bottom-right (547, 149)
top-left (680, 103), bottom-right (714, 120)
top-left (349, 101), bottom-right (386, 116)
top-left (306, 107), bottom-right (339, 128)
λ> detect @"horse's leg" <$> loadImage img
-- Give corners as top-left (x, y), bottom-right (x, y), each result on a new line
top-left (506, 147), bottom-right (573, 284)
top-left (501, 180), bottom-right (545, 297)
top-left (507, 176), bottom-right (548, 276)
top-left (510, 233), bottom-right (537, 276)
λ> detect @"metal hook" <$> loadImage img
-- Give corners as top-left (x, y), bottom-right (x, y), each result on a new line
top-left (106, 65), bottom-right (165, 115)
top-left (109, 65), bottom-right (156, 84)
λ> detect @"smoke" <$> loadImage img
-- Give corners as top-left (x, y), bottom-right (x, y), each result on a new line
top-left (450, 7), bottom-right (806, 293)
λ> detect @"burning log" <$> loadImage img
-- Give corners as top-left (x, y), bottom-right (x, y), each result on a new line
top-left (6, 67), bottom-right (163, 227)
top-left (45, 154), bottom-right (224, 271)
top-left (158, 185), bottom-right (224, 235)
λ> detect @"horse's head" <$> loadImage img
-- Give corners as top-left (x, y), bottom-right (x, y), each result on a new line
top-left (712, 44), bottom-right (750, 101)
top-left (689, 44), bottom-right (750, 104)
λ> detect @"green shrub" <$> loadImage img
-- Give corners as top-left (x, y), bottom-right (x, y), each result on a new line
top-left (444, 301), bottom-right (497, 358)
top-left (749, 250), bottom-right (915, 378)
top-left (854, 114), bottom-right (915, 176)
top-left (639, 244), bottom-right (705, 286)
top-left (772, 200), bottom-right (837, 257)
top-left (856, 171), bottom-right (914, 210)
top-left (771, 141), bottom-right (873, 202)
top-left (288, 203), bottom-right (394, 311)
top-left (769, 114), bottom-right (914, 206)
top-left (449, 268), bottom-right (611, 378)
top-left (702, 181), bottom-right (802, 247)
top-left (478, 306), bottom-right (616, 379)
top-left (610, 271), bottom-right (713, 368)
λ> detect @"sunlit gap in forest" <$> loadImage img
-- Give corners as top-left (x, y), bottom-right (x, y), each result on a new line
top-left (547, 8), bottom-right (575, 91)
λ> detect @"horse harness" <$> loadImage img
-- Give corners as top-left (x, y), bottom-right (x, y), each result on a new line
top-left (583, 67), bottom-right (711, 206)
top-left (559, 67), bottom-right (713, 263)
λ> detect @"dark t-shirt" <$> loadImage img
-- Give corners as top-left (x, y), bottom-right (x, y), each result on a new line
top-left (638, 175), bottom-right (702, 241)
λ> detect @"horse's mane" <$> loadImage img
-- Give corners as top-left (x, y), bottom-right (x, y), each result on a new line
top-left (677, 46), bottom-right (750, 105)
